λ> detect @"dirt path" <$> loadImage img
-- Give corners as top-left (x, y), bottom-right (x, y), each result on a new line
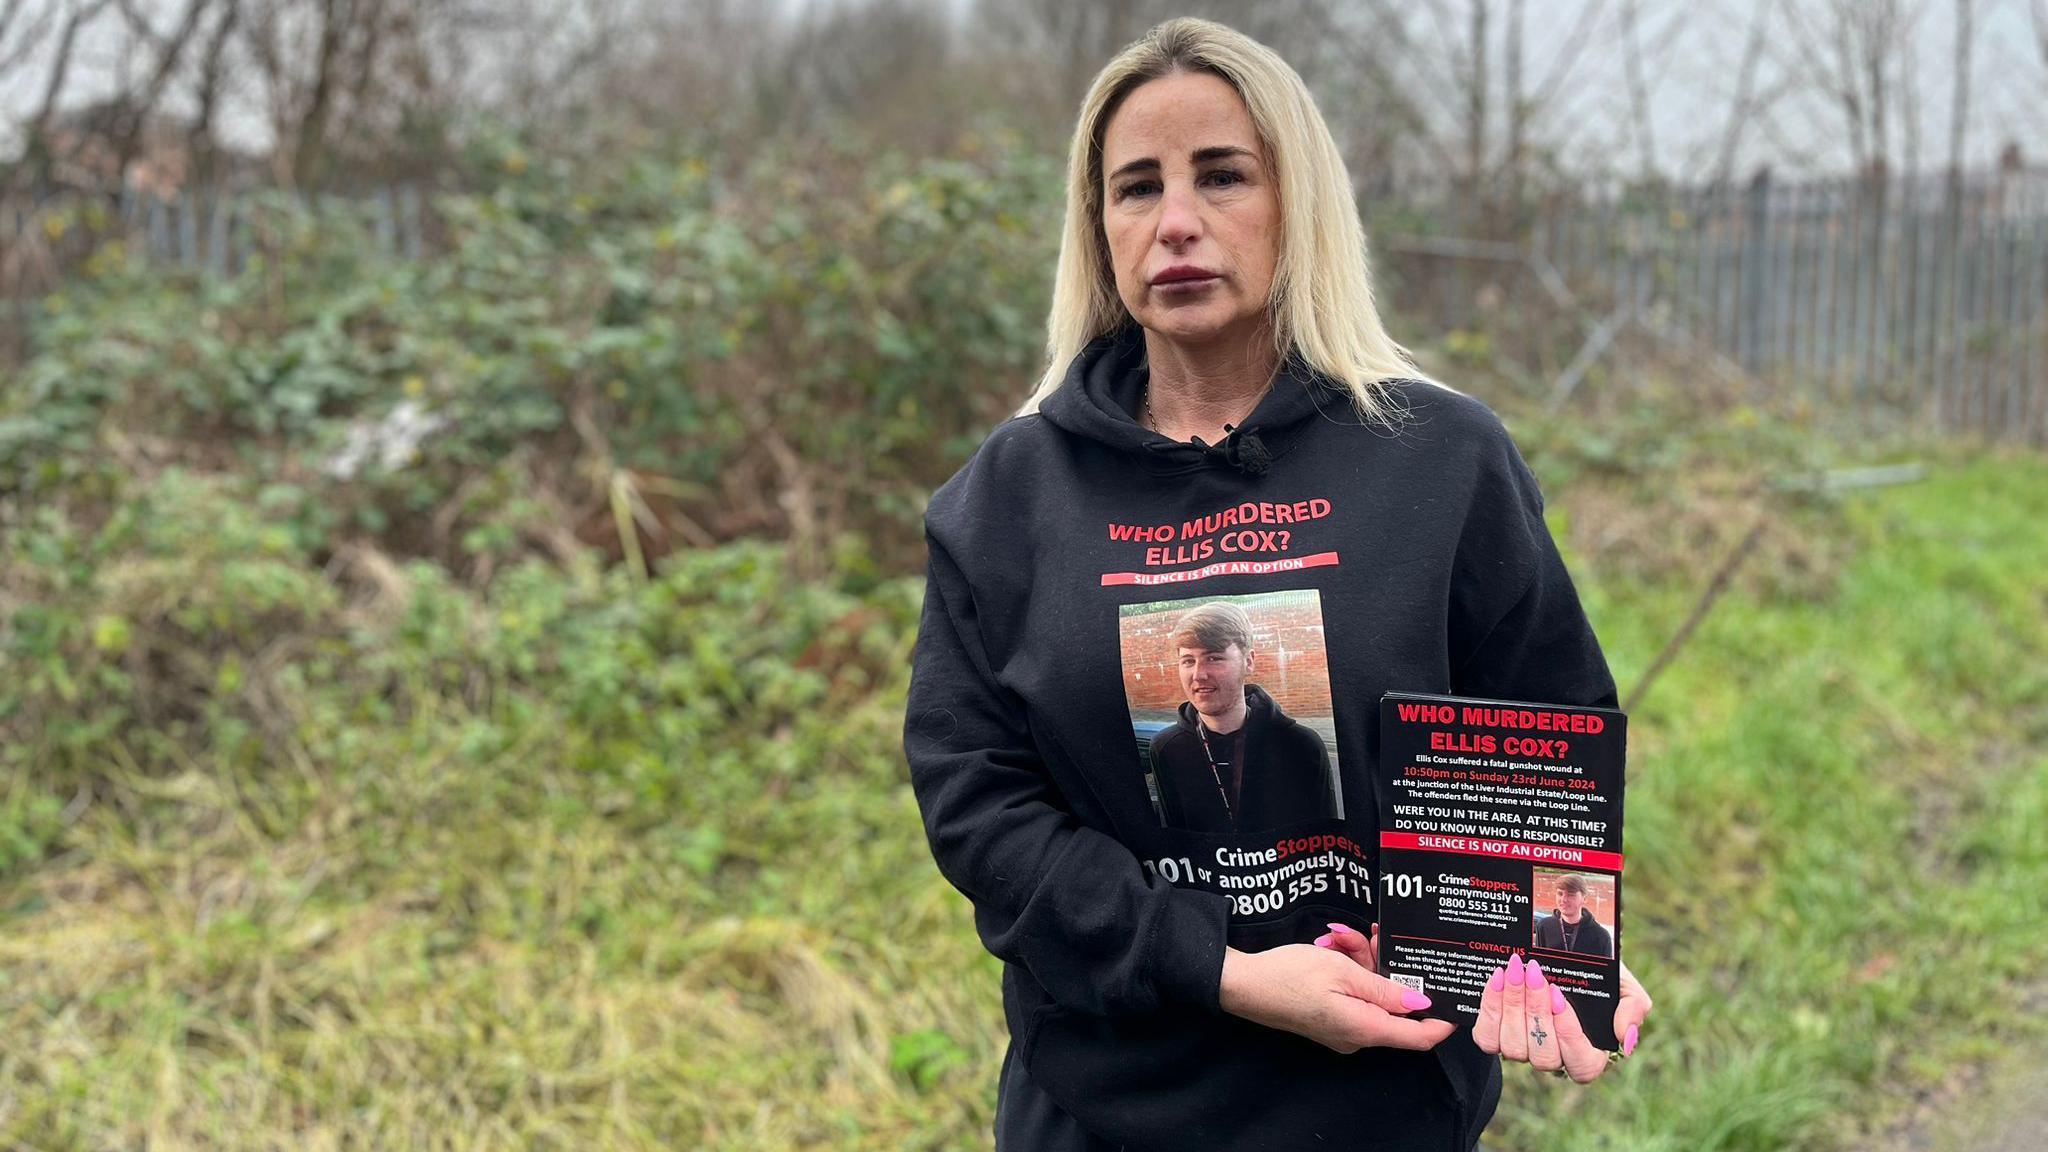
top-left (1884, 986), bottom-right (2048, 1152)
top-left (1893, 1064), bottom-right (2048, 1152)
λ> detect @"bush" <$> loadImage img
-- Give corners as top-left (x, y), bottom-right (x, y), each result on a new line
top-left (0, 132), bottom-right (1061, 580)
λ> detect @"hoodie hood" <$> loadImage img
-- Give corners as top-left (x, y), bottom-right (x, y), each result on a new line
top-left (1039, 323), bottom-right (1347, 477)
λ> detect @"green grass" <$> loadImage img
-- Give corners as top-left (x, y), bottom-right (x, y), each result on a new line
top-left (1490, 447), bottom-right (2048, 1152)
top-left (0, 448), bottom-right (2044, 1150)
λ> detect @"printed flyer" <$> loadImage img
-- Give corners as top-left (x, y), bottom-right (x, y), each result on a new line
top-left (1375, 692), bottom-right (1627, 1050)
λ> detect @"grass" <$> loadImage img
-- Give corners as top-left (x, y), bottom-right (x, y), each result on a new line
top-left (1490, 444), bottom-right (2048, 1152)
top-left (1, 433), bottom-right (2044, 1150)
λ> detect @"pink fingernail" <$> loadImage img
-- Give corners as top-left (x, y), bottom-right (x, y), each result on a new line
top-left (1623, 1024), bottom-right (1639, 1056)
top-left (1525, 960), bottom-right (1546, 991)
top-left (1486, 968), bottom-right (1505, 992)
top-left (1401, 990), bottom-right (1432, 1011)
top-left (1550, 986), bottom-right (1567, 1014)
top-left (1506, 954), bottom-right (1525, 985)
top-left (1326, 922), bottom-right (1354, 935)
top-left (1313, 934), bottom-right (1334, 948)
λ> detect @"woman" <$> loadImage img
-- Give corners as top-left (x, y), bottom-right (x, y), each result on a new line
top-left (902, 17), bottom-right (1652, 1151)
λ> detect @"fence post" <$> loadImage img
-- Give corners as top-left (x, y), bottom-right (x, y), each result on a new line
top-left (207, 194), bottom-right (230, 277)
top-left (401, 184), bottom-right (423, 261)
top-left (178, 191), bottom-right (198, 266)
top-left (1739, 168), bottom-right (1769, 373)
top-left (374, 185), bottom-right (397, 253)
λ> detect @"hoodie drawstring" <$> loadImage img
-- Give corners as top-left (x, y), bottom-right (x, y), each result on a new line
top-left (1220, 425), bottom-right (1272, 476)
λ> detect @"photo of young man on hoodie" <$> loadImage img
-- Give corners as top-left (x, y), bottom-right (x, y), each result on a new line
top-left (1146, 601), bottom-right (1339, 834)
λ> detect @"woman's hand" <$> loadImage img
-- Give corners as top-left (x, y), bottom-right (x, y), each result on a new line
top-left (1472, 954), bottom-right (1653, 1083)
top-left (1219, 943), bottom-right (1454, 1054)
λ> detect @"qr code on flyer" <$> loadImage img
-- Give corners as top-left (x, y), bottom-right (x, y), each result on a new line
top-left (1392, 973), bottom-right (1425, 994)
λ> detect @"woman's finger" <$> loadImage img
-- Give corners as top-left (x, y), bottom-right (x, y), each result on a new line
top-left (1523, 960), bottom-right (1563, 1072)
top-left (1315, 923), bottom-right (1374, 969)
top-left (1350, 1012), bottom-right (1456, 1053)
top-left (1472, 965), bottom-right (1505, 1054)
top-left (1498, 954), bottom-right (1530, 1061)
top-left (1333, 962), bottom-right (1434, 1018)
top-left (1613, 959), bottom-right (1653, 1057)
top-left (1548, 985), bottom-right (1612, 1083)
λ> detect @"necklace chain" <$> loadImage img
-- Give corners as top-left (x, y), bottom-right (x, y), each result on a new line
top-left (1142, 378), bottom-right (1271, 439)
top-left (1200, 723), bottom-right (1238, 828)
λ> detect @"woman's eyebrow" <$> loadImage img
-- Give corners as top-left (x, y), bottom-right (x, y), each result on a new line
top-left (1107, 145), bottom-right (1257, 183)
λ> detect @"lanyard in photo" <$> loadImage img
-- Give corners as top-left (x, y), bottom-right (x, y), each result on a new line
top-left (1200, 725), bottom-right (1240, 828)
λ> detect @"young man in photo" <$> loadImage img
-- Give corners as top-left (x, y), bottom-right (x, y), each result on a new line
top-left (1147, 602), bottom-right (1337, 833)
top-left (1535, 874), bottom-right (1615, 957)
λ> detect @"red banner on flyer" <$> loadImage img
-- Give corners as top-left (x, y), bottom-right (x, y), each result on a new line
top-left (1378, 830), bottom-right (1625, 873)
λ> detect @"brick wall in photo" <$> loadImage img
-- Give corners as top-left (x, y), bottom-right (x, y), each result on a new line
top-left (1120, 589), bottom-right (1332, 722)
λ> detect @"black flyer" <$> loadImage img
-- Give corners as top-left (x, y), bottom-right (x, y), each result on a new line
top-left (1375, 692), bottom-right (1628, 1050)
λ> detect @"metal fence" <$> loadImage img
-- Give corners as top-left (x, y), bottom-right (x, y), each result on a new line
top-left (1, 182), bottom-right (437, 363)
top-left (1, 183), bottom-right (432, 274)
top-left (1398, 172), bottom-right (2048, 445)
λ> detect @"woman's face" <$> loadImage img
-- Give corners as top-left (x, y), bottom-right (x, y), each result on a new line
top-left (1100, 70), bottom-right (1280, 349)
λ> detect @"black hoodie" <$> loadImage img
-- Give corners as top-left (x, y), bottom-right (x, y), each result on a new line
top-left (1150, 682), bottom-right (1338, 834)
top-left (903, 322), bottom-right (1617, 1152)
top-left (1534, 908), bottom-right (1615, 958)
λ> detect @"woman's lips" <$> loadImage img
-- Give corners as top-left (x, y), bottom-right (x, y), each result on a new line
top-left (1153, 275), bottom-right (1220, 295)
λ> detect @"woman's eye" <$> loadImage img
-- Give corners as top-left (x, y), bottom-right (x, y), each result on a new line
top-left (1204, 169), bottom-right (1244, 187)
top-left (1117, 181), bottom-right (1158, 200)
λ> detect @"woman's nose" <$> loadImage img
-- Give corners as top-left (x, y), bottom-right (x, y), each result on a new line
top-left (1156, 180), bottom-right (1203, 246)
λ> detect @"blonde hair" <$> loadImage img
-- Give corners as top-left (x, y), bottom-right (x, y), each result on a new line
top-left (1015, 16), bottom-right (1429, 423)
top-left (1168, 601), bottom-right (1256, 657)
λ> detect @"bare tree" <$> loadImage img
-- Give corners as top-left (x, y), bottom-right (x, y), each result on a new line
top-left (1504, 0), bottom-right (1527, 206)
top-left (472, 0), bottom-right (644, 140)
top-left (0, 0), bottom-right (60, 78)
top-left (102, 0), bottom-right (219, 187)
top-left (1617, 0), bottom-right (1655, 180)
top-left (186, 0), bottom-right (242, 188)
top-left (1514, 0), bottom-right (1606, 158)
top-left (1307, 0), bottom-right (1462, 196)
top-left (1778, 0), bottom-right (1916, 185)
top-left (231, 0), bottom-right (489, 187)
top-left (1949, 0), bottom-right (1973, 189)
top-left (2037, 0), bottom-right (2048, 73)
top-left (16, 0), bottom-right (118, 192)
top-left (1462, 0), bottom-right (1489, 207)
top-left (1711, 0), bottom-right (1773, 185)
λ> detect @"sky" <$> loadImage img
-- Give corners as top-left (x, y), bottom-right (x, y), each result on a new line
top-left (1, 0), bottom-right (2043, 181)
top-left (1529, 0), bottom-right (2048, 179)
